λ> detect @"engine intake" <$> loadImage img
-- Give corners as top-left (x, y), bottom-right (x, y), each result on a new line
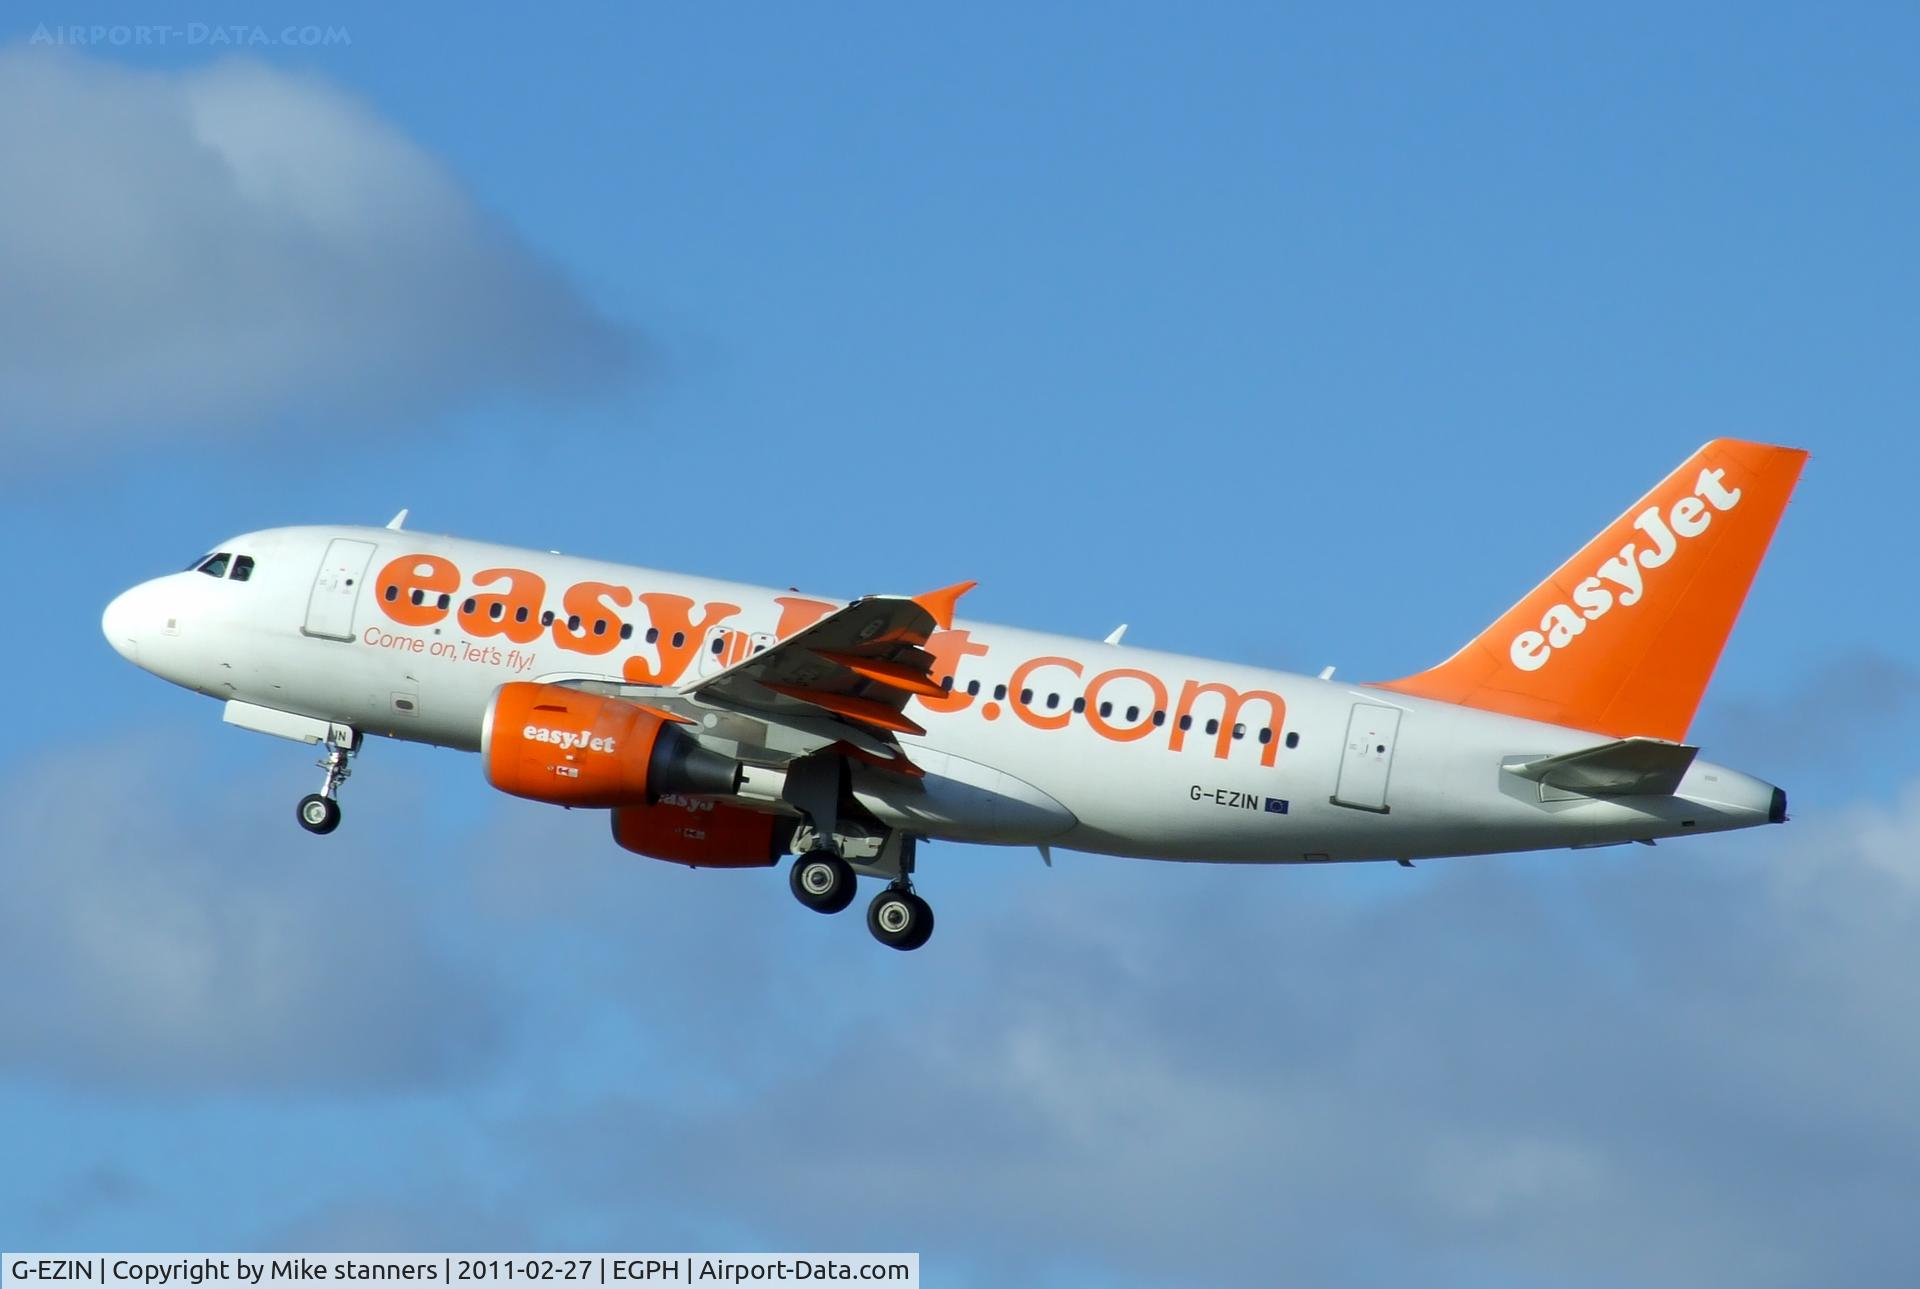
top-left (483, 682), bottom-right (739, 807)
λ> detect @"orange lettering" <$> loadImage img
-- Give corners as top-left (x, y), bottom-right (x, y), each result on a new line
top-left (1084, 668), bottom-right (1168, 743)
top-left (458, 566), bottom-right (547, 644)
top-left (553, 581), bottom-right (634, 655)
top-left (1171, 679), bottom-right (1286, 766)
top-left (916, 629), bottom-right (992, 713)
top-left (623, 594), bottom-right (743, 684)
top-left (375, 554), bottom-right (460, 627)
top-left (1008, 656), bottom-right (1084, 730)
top-left (772, 595), bottom-right (838, 639)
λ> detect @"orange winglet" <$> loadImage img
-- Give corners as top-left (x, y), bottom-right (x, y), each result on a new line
top-left (912, 580), bottom-right (977, 631)
top-left (835, 741), bottom-right (927, 779)
top-left (763, 682), bottom-right (928, 737)
top-left (812, 650), bottom-right (948, 698)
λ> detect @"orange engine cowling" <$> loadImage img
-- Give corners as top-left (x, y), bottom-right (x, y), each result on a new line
top-left (611, 796), bottom-right (792, 868)
top-left (483, 682), bottom-right (739, 808)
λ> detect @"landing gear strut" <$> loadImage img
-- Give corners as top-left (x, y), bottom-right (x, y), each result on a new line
top-left (296, 728), bottom-right (358, 836)
top-left (787, 832), bottom-right (936, 950)
top-left (865, 835), bottom-right (933, 951)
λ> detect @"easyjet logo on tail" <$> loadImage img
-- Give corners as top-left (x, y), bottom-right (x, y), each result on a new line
top-left (1510, 467), bottom-right (1743, 673)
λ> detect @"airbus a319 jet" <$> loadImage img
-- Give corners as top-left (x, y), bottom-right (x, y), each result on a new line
top-left (104, 439), bottom-right (1805, 950)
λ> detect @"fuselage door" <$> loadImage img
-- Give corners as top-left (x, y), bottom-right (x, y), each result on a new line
top-left (303, 538), bottom-right (378, 641)
top-left (1332, 703), bottom-right (1402, 812)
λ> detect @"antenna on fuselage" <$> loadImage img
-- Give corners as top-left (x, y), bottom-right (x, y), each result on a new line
top-left (386, 509), bottom-right (410, 531)
top-left (1104, 624), bottom-right (1128, 645)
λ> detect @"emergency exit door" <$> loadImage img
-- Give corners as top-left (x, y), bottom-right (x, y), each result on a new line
top-left (1332, 703), bottom-right (1402, 812)
top-left (303, 539), bottom-right (378, 641)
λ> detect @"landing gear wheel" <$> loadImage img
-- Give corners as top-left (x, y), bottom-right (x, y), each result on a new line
top-left (296, 793), bottom-right (341, 835)
top-left (867, 886), bottom-right (934, 951)
top-left (791, 851), bottom-right (857, 915)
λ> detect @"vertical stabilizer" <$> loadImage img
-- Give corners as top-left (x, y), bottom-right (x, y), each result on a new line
top-left (1376, 439), bottom-right (1807, 741)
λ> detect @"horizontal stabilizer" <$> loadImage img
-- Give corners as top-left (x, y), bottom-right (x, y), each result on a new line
top-left (1505, 736), bottom-right (1698, 798)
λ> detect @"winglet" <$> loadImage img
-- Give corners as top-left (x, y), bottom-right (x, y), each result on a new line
top-left (913, 580), bottom-right (977, 631)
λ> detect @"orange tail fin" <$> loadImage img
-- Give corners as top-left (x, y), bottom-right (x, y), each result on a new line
top-left (1376, 439), bottom-right (1808, 741)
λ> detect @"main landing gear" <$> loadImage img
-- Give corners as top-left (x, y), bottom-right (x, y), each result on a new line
top-left (788, 835), bottom-right (934, 951)
top-left (296, 728), bottom-right (358, 836)
top-left (866, 883), bottom-right (934, 952)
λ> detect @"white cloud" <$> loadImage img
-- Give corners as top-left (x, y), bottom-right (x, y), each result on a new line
top-left (0, 49), bottom-right (631, 454)
top-left (0, 735), bottom-right (505, 1092)
top-left (485, 787), bottom-right (1920, 1288)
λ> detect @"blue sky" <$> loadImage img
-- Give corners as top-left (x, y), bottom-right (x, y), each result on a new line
top-left (2, 5), bottom-right (1917, 1285)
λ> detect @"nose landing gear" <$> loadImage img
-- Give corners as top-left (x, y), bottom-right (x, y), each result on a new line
top-left (295, 728), bottom-right (358, 836)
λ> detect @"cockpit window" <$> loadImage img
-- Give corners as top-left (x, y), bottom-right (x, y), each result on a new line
top-left (230, 555), bottom-right (255, 582)
top-left (197, 552), bottom-right (231, 578)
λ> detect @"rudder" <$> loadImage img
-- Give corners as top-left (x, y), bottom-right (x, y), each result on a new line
top-left (1376, 438), bottom-right (1808, 741)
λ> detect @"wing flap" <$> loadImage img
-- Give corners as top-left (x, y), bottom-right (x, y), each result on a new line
top-left (679, 584), bottom-right (973, 758)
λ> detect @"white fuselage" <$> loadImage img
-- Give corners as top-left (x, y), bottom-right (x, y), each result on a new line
top-left (102, 526), bottom-right (1783, 863)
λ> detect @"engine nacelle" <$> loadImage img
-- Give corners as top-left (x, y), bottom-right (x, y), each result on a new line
top-left (611, 796), bottom-right (792, 867)
top-left (483, 682), bottom-right (739, 808)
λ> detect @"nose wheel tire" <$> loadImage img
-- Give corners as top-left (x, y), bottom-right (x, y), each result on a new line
top-left (791, 851), bottom-right (857, 915)
top-left (867, 886), bottom-right (934, 951)
top-left (297, 793), bottom-right (341, 835)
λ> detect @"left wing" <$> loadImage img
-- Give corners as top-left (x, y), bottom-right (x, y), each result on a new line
top-left (676, 581), bottom-right (975, 772)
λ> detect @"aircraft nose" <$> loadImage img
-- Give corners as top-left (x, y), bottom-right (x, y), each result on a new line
top-left (102, 584), bottom-right (144, 663)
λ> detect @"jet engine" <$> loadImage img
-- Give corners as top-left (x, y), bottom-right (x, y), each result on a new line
top-left (482, 682), bottom-right (739, 807)
top-left (611, 795), bottom-right (793, 867)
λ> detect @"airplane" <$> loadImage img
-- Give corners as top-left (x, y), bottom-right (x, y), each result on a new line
top-left (102, 438), bottom-right (1806, 951)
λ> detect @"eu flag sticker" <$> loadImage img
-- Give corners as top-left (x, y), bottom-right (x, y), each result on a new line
top-left (1264, 797), bottom-right (1289, 814)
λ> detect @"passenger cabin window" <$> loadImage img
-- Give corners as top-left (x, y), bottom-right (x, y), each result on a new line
top-left (197, 552), bottom-right (231, 578)
top-left (229, 555), bottom-right (255, 582)
top-left (619, 623), bottom-right (633, 640)
top-left (646, 627), bottom-right (660, 644)
top-left (1285, 732), bottom-right (1300, 749)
